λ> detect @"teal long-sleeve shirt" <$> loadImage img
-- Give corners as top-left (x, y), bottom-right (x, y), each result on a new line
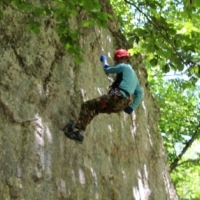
top-left (104, 63), bottom-right (143, 110)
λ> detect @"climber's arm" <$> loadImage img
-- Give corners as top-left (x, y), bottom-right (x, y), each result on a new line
top-left (124, 84), bottom-right (143, 114)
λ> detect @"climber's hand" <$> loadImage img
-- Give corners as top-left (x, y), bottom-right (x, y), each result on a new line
top-left (100, 55), bottom-right (107, 62)
top-left (100, 55), bottom-right (109, 68)
top-left (124, 106), bottom-right (133, 114)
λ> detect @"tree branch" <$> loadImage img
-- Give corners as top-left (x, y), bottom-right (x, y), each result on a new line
top-left (124, 0), bottom-right (188, 67)
top-left (170, 123), bottom-right (200, 172)
top-left (177, 158), bottom-right (200, 167)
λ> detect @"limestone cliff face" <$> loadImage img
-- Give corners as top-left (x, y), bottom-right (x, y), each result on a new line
top-left (0, 1), bottom-right (179, 200)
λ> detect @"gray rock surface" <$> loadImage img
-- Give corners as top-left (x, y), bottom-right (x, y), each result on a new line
top-left (0, 1), bottom-right (179, 199)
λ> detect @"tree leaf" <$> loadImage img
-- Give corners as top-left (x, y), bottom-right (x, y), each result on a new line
top-left (32, 7), bottom-right (44, 17)
top-left (32, 24), bottom-right (40, 35)
top-left (150, 58), bottom-right (158, 66)
top-left (163, 64), bottom-right (170, 73)
top-left (81, 20), bottom-right (92, 27)
top-left (0, 10), bottom-right (4, 18)
top-left (14, 0), bottom-right (31, 10)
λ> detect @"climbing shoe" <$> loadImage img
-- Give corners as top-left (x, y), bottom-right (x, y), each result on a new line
top-left (63, 120), bottom-right (84, 144)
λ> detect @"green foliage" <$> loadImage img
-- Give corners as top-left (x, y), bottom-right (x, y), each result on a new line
top-left (171, 145), bottom-right (200, 200)
top-left (150, 76), bottom-right (200, 160)
top-left (26, 19), bottom-right (40, 34)
top-left (148, 66), bottom-right (200, 199)
top-left (1, 0), bottom-right (111, 63)
top-left (13, 0), bottom-right (31, 10)
top-left (0, 10), bottom-right (3, 18)
top-left (111, 0), bottom-right (200, 81)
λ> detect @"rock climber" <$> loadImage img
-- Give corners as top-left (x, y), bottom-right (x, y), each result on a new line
top-left (64, 49), bottom-right (143, 144)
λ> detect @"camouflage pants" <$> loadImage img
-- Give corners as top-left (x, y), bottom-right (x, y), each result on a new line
top-left (76, 89), bottom-right (131, 131)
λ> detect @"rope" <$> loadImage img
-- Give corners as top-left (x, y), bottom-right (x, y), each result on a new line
top-left (93, 27), bottom-right (103, 53)
top-left (93, 27), bottom-right (113, 83)
top-left (131, 115), bottom-right (145, 189)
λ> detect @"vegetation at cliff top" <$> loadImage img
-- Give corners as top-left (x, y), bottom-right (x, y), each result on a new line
top-left (0, 0), bottom-right (110, 63)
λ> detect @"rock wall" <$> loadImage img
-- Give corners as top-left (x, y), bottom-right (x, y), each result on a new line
top-left (0, 0), bottom-right (179, 199)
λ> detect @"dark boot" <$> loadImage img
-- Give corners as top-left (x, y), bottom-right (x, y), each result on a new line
top-left (63, 120), bottom-right (84, 144)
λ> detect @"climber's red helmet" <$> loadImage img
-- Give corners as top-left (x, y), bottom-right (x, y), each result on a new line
top-left (114, 49), bottom-right (130, 61)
